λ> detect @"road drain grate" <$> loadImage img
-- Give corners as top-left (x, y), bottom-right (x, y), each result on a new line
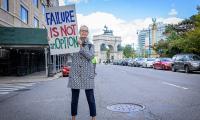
top-left (107, 103), bottom-right (145, 113)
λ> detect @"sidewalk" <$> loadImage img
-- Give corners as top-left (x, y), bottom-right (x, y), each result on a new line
top-left (0, 71), bottom-right (62, 84)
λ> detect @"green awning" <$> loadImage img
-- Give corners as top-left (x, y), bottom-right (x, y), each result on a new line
top-left (0, 27), bottom-right (49, 48)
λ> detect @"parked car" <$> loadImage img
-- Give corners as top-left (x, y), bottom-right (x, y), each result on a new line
top-left (128, 59), bottom-right (135, 66)
top-left (153, 58), bottom-right (172, 70)
top-left (142, 58), bottom-right (156, 68)
top-left (113, 60), bottom-right (118, 65)
top-left (103, 59), bottom-right (111, 64)
top-left (171, 54), bottom-right (200, 73)
top-left (121, 58), bottom-right (132, 66)
top-left (133, 58), bottom-right (144, 67)
top-left (62, 65), bottom-right (70, 77)
top-left (116, 59), bottom-right (123, 65)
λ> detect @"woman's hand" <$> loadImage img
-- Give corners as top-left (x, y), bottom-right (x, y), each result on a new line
top-left (78, 39), bottom-right (83, 48)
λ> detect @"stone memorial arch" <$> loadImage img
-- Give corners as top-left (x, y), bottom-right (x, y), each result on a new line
top-left (93, 26), bottom-right (123, 63)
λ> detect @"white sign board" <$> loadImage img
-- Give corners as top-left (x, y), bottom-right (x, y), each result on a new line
top-left (45, 5), bottom-right (79, 55)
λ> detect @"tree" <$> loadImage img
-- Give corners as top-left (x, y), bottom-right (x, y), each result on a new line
top-left (123, 45), bottom-right (134, 58)
top-left (117, 44), bottom-right (123, 51)
top-left (197, 5), bottom-right (200, 14)
top-left (154, 40), bottom-right (168, 57)
top-left (154, 8), bottom-right (200, 57)
top-left (183, 26), bottom-right (200, 55)
top-left (179, 13), bottom-right (200, 55)
top-left (106, 49), bottom-right (110, 60)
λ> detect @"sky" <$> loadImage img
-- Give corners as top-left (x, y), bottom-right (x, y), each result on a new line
top-left (58, 0), bottom-right (200, 46)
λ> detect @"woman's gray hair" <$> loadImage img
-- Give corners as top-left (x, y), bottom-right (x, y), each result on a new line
top-left (79, 25), bottom-right (89, 33)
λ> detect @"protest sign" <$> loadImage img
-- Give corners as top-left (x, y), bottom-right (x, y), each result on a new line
top-left (45, 4), bottom-right (79, 55)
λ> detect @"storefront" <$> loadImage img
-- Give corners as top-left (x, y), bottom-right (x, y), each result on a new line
top-left (0, 27), bottom-right (49, 76)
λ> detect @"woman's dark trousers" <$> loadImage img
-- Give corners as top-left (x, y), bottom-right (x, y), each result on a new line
top-left (71, 89), bottom-right (96, 117)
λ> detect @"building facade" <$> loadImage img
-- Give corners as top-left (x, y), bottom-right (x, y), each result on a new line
top-left (137, 19), bottom-right (166, 57)
top-left (0, 0), bottom-right (63, 76)
top-left (137, 29), bottom-right (147, 57)
top-left (0, 0), bottom-right (49, 28)
top-left (149, 22), bottom-right (167, 45)
top-left (93, 26), bottom-right (123, 63)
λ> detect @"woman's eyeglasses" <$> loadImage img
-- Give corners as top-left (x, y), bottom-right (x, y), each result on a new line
top-left (80, 30), bottom-right (88, 32)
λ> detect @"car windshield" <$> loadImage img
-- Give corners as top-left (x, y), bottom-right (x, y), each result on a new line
top-left (161, 58), bottom-right (172, 62)
top-left (147, 58), bottom-right (155, 61)
top-left (189, 55), bottom-right (200, 61)
top-left (139, 58), bottom-right (144, 61)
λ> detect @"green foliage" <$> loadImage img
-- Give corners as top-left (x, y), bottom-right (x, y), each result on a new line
top-left (123, 44), bottom-right (135, 58)
top-left (154, 9), bottom-right (200, 57)
top-left (117, 45), bottom-right (123, 51)
top-left (184, 27), bottom-right (200, 54)
top-left (106, 49), bottom-right (110, 59)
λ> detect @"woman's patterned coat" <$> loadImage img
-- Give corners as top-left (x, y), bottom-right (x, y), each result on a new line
top-left (68, 39), bottom-right (95, 89)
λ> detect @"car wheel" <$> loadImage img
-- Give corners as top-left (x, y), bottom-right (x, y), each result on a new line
top-left (185, 65), bottom-right (190, 73)
top-left (162, 65), bottom-right (165, 70)
top-left (172, 65), bottom-right (176, 72)
top-left (153, 65), bottom-right (155, 69)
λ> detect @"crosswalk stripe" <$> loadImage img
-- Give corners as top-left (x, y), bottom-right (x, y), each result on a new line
top-left (0, 83), bottom-right (35, 86)
top-left (0, 82), bottom-right (37, 96)
top-left (0, 92), bottom-right (10, 95)
top-left (0, 88), bottom-right (19, 90)
top-left (0, 86), bottom-right (26, 89)
top-left (0, 89), bottom-right (17, 92)
top-left (14, 83), bottom-right (36, 87)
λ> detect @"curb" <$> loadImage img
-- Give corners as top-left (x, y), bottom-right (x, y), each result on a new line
top-left (0, 72), bottom-right (63, 84)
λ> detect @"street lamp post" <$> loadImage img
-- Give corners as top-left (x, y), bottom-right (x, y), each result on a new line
top-left (148, 28), bottom-right (151, 58)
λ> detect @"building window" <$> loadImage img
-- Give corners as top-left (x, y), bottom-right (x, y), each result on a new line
top-left (33, 0), bottom-right (38, 8)
top-left (20, 5), bottom-right (28, 24)
top-left (34, 17), bottom-right (39, 28)
top-left (42, 4), bottom-right (45, 14)
top-left (2, 0), bottom-right (9, 11)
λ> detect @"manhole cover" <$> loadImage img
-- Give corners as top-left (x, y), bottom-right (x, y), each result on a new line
top-left (107, 103), bottom-right (145, 113)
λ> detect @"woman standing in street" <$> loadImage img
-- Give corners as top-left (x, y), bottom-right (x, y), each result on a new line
top-left (68, 25), bottom-right (96, 120)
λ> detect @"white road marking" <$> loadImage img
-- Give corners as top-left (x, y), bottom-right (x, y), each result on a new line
top-left (0, 82), bottom-right (36, 96)
top-left (0, 92), bottom-right (10, 95)
top-left (15, 83), bottom-right (36, 87)
top-left (0, 88), bottom-right (19, 90)
top-left (0, 89), bottom-right (17, 92)
top-left (0, 83), bottom-right (35, 87)
top-left (0, 86), bottom-right (26, 89)
top-left (162, 82), bottom-right (189, 90)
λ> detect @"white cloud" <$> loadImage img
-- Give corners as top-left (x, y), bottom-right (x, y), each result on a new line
top-left (159, 17), bottom-right (183, 24)
top-left (168, 8), bottom-right (178, 17)
top-left (68, 0), bottom-right (80, 3)
top-left (77, 12), bottom-right (183, 47)
top-left (59, 0), bottom-right (89, 5)
top-left (58, 0), bottom-right (66, 6)
top-left (67, 0), bottom-right (89, 3)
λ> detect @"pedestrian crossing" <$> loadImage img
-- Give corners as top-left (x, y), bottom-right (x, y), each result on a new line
top-left (0, 82), bottom-right (37, 95)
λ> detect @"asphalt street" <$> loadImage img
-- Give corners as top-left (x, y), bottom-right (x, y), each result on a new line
top-left (0, 64), bottom-right (200, 120)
